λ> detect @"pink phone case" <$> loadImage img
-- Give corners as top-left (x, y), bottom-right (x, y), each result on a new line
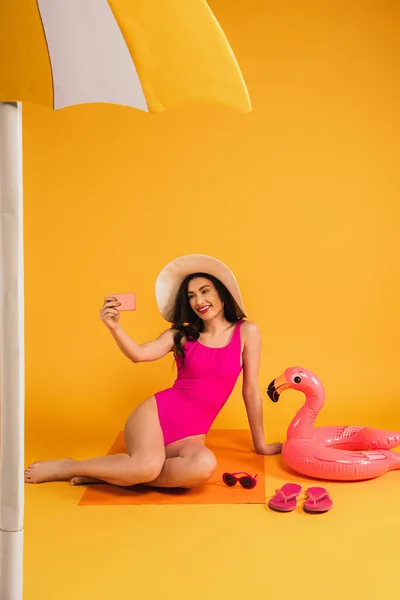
top-left (112, 292), bottom-right (136, 311)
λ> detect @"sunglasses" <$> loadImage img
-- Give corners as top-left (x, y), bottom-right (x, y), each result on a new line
top-left (222, 472), bottom-right (258, 489)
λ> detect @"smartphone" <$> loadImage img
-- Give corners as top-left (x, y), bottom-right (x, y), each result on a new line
top-left (112, 292), bottom-right (136, 311)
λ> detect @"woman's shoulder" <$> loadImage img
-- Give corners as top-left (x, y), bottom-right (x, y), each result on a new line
top-left (239, 319), bottom-right (260, 335)
top-left (239, 320), bottom-right (261, 347)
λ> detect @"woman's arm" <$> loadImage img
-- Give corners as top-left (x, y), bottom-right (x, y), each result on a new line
top-left (100, 295), bottom-right (175, 363)
top-left (241, 321), bottom-right (282, 455)
top-left (110, 326), bottom-right (175, 363)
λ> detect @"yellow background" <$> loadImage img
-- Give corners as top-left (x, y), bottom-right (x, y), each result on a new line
top-left (20, 2), bottom-right (400, 600)
top-left (24, 0), bottom-right (400, 447)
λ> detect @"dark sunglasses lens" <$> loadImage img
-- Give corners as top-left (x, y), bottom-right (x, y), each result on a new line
top-left (240, 477), bottom-right (254, 489)
top-left (223, 474), bottom-right (237, 487)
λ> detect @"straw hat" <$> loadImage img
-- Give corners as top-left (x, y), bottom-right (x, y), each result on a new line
top-left (155, 254), bottom-right (247, 322)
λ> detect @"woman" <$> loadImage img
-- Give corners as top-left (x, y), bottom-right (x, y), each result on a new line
top-left (25, 254), bottom-right (282, 488)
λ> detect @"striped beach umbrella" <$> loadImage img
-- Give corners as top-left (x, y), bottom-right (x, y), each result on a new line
top-left (0, 2), bottom-right (251, 598)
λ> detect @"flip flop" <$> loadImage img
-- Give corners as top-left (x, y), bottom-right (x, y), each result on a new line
top-left (304, 487), bottom-right (333, 514)
top-left (268, 483), bottom-right (302, 512)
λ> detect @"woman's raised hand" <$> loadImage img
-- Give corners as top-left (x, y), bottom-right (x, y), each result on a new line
top-left (100, 296), bottom-right (121, 330)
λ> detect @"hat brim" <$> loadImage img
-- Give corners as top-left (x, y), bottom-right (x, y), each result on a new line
top-left (155, 254), bottom-right (247, 323)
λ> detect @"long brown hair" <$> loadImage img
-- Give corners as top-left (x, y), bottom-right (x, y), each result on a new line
top-left (171, 272), bottom-right (245, 363)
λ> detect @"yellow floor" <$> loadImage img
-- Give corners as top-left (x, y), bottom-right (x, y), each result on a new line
top-left (23, 433), bottom-right (400, 600)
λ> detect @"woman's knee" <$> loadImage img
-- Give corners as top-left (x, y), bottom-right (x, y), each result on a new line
top-left (122, 456), bottom-right (164, 486)
top-left (191, 449), bottom-right (217, 482)
top-left (140, 457), bottom-right (164, 483)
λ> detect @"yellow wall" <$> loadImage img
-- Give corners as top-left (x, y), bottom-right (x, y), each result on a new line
top-left (23, 0), bottom-right (400, 448)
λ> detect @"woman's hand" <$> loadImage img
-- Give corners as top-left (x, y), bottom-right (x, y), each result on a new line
top-left (255, 442), bottom-right (283, 456)
top-left (100, 296), bottom-right (121, 330)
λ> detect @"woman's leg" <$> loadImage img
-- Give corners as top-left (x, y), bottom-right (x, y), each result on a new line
top-left (24, 397), bottom-right (166, 486)
top-left (70, 436), bottom-right (217, 489)
top-left (146, 437), bottom-right (217, 489)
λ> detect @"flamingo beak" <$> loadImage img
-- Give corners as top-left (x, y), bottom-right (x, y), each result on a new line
top-left (267, 373), bottom-right (290, 403)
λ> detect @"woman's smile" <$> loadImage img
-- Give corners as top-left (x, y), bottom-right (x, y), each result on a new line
top-left (198, 304), bottom-right (211, 316)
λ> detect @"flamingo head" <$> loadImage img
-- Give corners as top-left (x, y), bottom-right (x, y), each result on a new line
top-left (267, 366), bottom-right (323, 402)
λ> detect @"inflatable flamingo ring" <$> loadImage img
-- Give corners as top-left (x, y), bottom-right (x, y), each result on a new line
top-left (267, 366), bottom-right (400, 481)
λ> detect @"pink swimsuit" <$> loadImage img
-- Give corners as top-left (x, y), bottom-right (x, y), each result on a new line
top-left (154, 321), bottom-right (243, 445)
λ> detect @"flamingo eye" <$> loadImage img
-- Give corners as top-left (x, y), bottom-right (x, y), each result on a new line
top-left (294, 376), bottom-right (301, 384)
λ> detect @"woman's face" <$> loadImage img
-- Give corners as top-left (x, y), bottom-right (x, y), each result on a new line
top-left (187, 277), bottom-right (224, 321)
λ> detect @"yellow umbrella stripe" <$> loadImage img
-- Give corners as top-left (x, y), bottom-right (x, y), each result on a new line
top-left (0, 0), bottom-right (53, 107)
top-left (109, 0), bottom-right (251, 113)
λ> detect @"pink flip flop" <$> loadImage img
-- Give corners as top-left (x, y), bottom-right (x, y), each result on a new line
top-left (304, 487), bottom-right (333, 514)
top-left (268, 483), bottom-right (302, 512)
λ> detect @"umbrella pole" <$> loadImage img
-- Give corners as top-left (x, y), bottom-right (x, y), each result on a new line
top-left (0, 101), bottom-right (24, 600)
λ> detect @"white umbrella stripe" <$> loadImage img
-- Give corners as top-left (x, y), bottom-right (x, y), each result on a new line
top-left (38, 0), bottom-right (148, 110)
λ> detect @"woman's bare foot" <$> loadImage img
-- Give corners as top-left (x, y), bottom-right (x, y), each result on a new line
top-left (24, 458), bottom-right (75, 484)
top-left (70, 476), bottom-right (103, 486)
